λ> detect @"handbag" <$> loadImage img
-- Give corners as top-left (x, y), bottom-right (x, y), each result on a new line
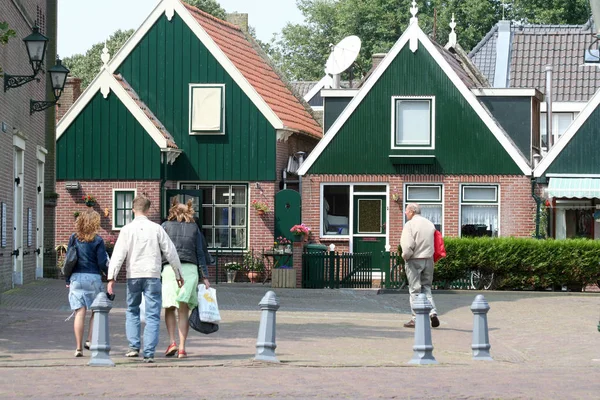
top-left (433, 230), bottom-right (447, 263)
top-left (189, 307), bottom-right (219, 334)
top-left (62, 234), bottom-right (78, 279)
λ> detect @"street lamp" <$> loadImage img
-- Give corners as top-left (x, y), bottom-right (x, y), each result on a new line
top-left (585, 0), bottom-right (600, 63)
top-left (30, 58), bottom-right (70, 114)
top-left (3, 26), bottom-right (49, 91)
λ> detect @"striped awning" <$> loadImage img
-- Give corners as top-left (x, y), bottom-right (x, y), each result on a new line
top-left (547, 178), bottom-right (600, 199)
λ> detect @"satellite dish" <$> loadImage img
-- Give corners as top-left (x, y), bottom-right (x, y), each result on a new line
top-left (325, 35), bottom-right (361, 75)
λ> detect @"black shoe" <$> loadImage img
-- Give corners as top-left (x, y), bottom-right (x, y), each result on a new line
top-left (403, 320), bottom-right (415, 328)
top-left (430, 314), bottom-right (440, 328)
top-left (143, 357), bottom-right (155, 363)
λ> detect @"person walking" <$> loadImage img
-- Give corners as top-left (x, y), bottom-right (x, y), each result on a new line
top-left (162, 200), bottom-right (210, 359)
top-left (107, 196), bottom-right (184, 363)
top-left (400, 203), bottom-right (440, 328)
top-left (66, 210), bottom-right (108, 357)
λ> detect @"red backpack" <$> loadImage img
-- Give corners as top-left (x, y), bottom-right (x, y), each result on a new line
top-left (433, 230), bottom-right (446, 263)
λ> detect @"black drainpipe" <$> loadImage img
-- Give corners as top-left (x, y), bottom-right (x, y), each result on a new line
top-left (531, 178), bottom-right (542, 239)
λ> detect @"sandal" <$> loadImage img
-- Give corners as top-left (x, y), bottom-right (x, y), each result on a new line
top-left (84, 341), bottom-right (90, 350)
top-left (165, 342), bottom-right (178, 357)
top-left (74, 349), bottom-right (83, 357)
top-left (177, 350), bottom-right (187, 359)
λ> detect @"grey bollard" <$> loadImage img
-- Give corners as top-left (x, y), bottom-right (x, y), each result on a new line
top-left (255, 291), bottom-right (280, 363)
top-left (471, 294), bottom-right (493, 361)
top-left (408, 293), bottom-right (438, 365)
top-left (88, 292), bottom-right (115, 367)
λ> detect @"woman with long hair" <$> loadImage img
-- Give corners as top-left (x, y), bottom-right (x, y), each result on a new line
top-left (66, 209), bottom-right (108, 357)
top-left (161, 199), bottom-right (210, 359)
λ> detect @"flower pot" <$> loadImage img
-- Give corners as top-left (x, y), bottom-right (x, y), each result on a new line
top-left (272, 268), bottom-right (296, 288)
top-left (226, 270), bottom-right (237, 283)
top-left (247, 271), bottom-right (260, 283)
top-left (257, 210), bottom-right (265, 216)
top-left (85, 201), bottom-right (95, 207)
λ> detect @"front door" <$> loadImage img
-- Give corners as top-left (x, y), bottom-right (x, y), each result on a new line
top-left (36, 160), bottom-right (44, 278)
top-left (352, 195), bottom-right (386, 264)
top-left (13, 147), bottom-right (24, 286)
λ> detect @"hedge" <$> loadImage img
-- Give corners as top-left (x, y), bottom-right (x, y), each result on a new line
top-left (401, 237), bottom-right (600, 290)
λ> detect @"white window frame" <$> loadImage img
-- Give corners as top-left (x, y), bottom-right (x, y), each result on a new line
top-left (391, 96), bottom-right (435, 150)
top-left (180, 182), bottom-right (248, 250)
top-left (459, 184), bottom-right (500, 237)
top-left (188, 83), bottom-right (225, 135)
top-left (540, 112), bottom-right (577, 151)
top-left (403, 184), bottom-right (444, 234)
top-left (112, 189), bottom-right (137, 230)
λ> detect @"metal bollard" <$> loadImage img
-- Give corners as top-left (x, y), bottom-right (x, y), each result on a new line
top-left (408, 293), bottom-right (438, 365)
top-left (471, 294), bottom-right (493, 361)
top-left (88, 292), bottom-right (115, 367)
top-left (255, 291), bottom-right (280, 363)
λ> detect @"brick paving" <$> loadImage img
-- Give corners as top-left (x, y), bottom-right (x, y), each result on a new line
top-left (0, 279), bottom-right (599, 399)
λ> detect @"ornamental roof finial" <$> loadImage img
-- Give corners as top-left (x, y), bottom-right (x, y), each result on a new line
top-left (446, 14), bottom-right (457, 49)
top-left (410, 1), bottom-right (419, 25)
top-left (100, 42), bottom-right (110, 67)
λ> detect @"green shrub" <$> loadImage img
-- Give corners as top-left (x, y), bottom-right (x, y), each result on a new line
top-left (399, 237), bottom-right (600, 290)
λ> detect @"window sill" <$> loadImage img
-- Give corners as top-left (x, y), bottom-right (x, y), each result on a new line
top-left (389, 155), bottom-right (435, 165)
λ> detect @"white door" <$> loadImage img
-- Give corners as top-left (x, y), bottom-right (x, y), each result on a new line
top-left (13, 147), bottom-right (24, 286)
top-left (36, 160), bottom-right (45, 278)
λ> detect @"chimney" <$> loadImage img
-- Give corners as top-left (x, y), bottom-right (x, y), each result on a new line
top-left (545, 66), bottom-right (553, 149)
top-left (493, 20), bottom-right (511, 88)
top-left (226, 13), bottom-right (248, 34)
top-left (371, 53), bottom-right (386, 70)
top-left (56, 76), bottom-right (82, 122)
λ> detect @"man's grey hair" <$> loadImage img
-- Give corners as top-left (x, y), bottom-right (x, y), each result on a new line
top-left (132, 196), bottom-right (151, 213)
top-left (406, 203), bottom-right (421, 214)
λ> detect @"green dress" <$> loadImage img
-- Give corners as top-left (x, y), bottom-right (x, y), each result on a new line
top-left (161, 263), bottom-right (199, 309)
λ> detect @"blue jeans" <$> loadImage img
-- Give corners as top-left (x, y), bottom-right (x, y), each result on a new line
top-left (126, 278), bottom-right (162, 358)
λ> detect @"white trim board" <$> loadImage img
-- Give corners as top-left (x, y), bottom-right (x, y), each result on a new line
top-left (304, 75), bottom-right (333, 103)
top-left (297, 22), bottom-right (531, 176)
top-left (540, 102), bottom-right (586, 113)
top-left (321, 89), bottom-right (359, 98)
top-left (534, 88), bottom-right (600, 177)
top-left (56, 69), bottom-right (168, 149)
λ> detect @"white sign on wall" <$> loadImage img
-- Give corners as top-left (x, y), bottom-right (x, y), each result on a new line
top-left (27, 208), bottom-right (32, 247)
top-left (1, 203), bottom-right (6, 248)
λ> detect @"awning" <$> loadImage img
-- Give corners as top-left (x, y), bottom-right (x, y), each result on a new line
top-left (547, 178), bottom-right (600, 199)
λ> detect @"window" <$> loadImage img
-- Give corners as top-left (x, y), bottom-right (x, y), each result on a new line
top-left (189, 84), bottom-right (225, 134)
top-left (460, 185), bottom-right (498, 237)
top-left (405, 185), bottom-right (443, 232)
top-left (322, 185), bottom-right (350, 236)
top-left (540, 112), bottom-right (576, 149)
top-left (113, 190), bottom-right (136, 229)
top-left (181, 184), bottom-right (247, 249)
top-left (392, 97), bottom-right (434, 149)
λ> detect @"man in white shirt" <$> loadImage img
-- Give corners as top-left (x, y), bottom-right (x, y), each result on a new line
top-left (400, 203), bottom-right (439, 329)
top-left (107, 196), bottom-right (183, 363)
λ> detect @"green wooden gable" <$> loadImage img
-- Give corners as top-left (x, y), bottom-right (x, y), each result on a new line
top-left (57, 92), bottom-right (161, 180)
top-left (545, 105), bottom-right (600, 175)
top-left (306, 33), bottom-right (524, 175)
top-left (117, 14), bottom-right (276, 181)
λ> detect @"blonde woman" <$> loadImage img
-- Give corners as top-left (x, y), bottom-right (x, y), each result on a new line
top-left (161, 200), bottom-right (210, 358)
top-left (66, 210), bottom-right (108, 357)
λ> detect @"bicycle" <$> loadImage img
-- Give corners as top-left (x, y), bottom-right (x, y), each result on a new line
top-left (470, 269), bottom-right (495, 290)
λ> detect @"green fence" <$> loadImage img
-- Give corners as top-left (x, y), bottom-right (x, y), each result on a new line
top-left (302, 250), bottom-right (373, 289)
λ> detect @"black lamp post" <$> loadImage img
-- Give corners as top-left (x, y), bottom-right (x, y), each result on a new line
top-left (3, 26), bottom-right (49, 91)
top-left (30, 58), bottom-right (70, 114)
top-left (586, 0), bottom-right (600, 63)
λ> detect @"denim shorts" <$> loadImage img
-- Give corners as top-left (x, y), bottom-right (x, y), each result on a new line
top-left (69, 273), bottom-right (104, 310)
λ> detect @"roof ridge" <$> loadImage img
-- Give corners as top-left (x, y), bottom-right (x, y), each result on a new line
top-left (180, 1), bottom-right (242, 32)
top-left (468, 23), bottom-right (499, 58)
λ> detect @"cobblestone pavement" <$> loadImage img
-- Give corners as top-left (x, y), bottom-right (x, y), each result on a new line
top-left (0, 279), bottom-right (599, 399)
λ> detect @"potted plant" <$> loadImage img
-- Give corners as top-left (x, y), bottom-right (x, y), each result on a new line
top-left (251, 199), bottom-right (270, 216)
top-left (275, 236), bottom-right (291, 253)
top-left (272, 264), bottom-right (296, 288)
top-left (244, 253), bottom-right (265, 283)
top-left (224, 262), bottom-right (242, 283)
top-left (82, 194), bottom-right (96, 207)
top-left (290, 223), bottom-right (310, 241)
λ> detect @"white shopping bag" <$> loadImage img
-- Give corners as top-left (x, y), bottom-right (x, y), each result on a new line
top-left (197, 284), bottom-right (221, 323)
top-left (139, 294), bottom-right (146, 324)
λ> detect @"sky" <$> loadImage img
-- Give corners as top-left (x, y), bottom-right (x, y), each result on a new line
top-left (57, 0), bottom-right (305, 58)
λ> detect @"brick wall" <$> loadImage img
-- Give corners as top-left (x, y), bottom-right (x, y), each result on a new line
top-left (301, 174), bottom-right (536, 252)
top-left (55, 77), bottom-right (82, 122)
top-left (0, 0), bottom-right (50, 292)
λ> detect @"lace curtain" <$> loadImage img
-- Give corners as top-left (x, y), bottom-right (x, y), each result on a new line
top-left (420, 204), bottom-right (442, 225)
top-left (461, 205), bottom-right (498, 230)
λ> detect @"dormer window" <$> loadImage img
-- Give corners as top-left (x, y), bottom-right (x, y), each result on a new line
top-left (189, 84), bottom-right (225, 134)
top-left (391, 96), bottom-right (435, 150)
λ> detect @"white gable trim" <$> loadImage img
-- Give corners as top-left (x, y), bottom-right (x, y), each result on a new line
top-left (534, 88), bottom-right (600, 177)
top-left (108, 0), bottom-right (283, 130)
top-left (298, 23), bottom-right (531, 176)
top-left (303, 75), bottom-right (333, 103)
top-left (56, 69), bottom-right (168, 149)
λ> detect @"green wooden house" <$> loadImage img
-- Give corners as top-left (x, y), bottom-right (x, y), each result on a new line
top-left (55, 0), bottom-right (321, 261)
top-left (296, 6), bottom-right (537, 259)
top-left (534, 88), bottom-right (600, 240)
